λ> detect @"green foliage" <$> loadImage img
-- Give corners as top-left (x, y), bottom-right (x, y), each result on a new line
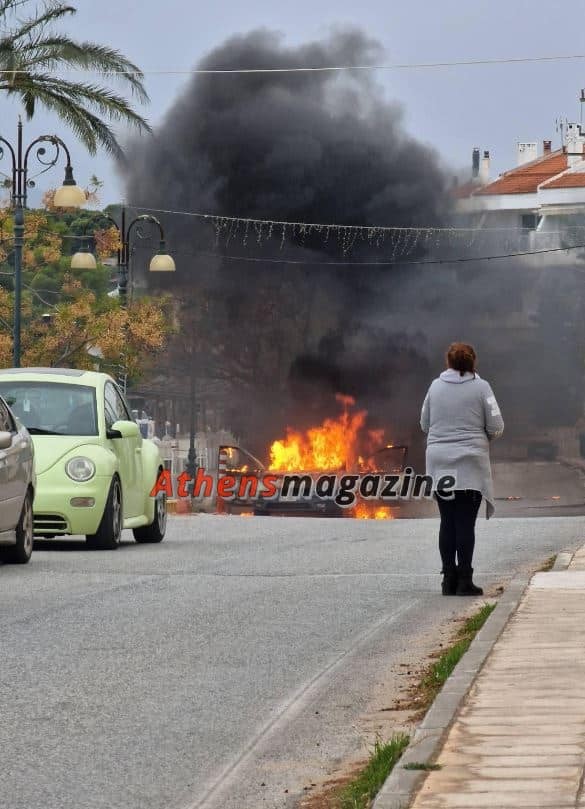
top-left (421, 603), bottom-right (496, 695)
top-left (337, 735), bottom-right (410, 809)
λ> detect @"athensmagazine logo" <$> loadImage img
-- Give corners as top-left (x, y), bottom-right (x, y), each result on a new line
top-left (150, 468), bottom-right (456, 508)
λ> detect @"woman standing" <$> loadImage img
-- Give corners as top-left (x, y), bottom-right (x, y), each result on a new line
top-left (420, 343), bottom-right (504, 596)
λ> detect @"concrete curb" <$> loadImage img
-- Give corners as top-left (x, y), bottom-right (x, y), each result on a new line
top-left (553, 548), bottom-right (576, 570)
top-left (372, 571), bottom-right (539, 809)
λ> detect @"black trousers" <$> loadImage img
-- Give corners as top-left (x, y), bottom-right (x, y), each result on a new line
top-left (436, 490), bottom-right (482, 571)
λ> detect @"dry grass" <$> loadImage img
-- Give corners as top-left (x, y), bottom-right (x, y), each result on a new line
top-left (386, 603), bottom-right (496, 720)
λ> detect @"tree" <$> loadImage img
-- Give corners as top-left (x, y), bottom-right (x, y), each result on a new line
top-left (0, 280), bottom-right (169, 375)
top-left (0, 0), bottom-right (150, 157)
top-left (0, 204), bottom-right (171, 377)
top-left (22, 282), bottom-right (168, 375)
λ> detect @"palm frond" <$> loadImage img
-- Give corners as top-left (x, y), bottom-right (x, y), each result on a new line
top-left (0, 1), bottom-right (151, 157)
top-left (0, 1), bottom-right (30, 18)
top-left (0, 72), bottom-right (151, 156)
top-left (4, 3), bottom-right (75, 43)
top-left (13, 73), bottom-right (150, 128)
top-left (14, 36), bottom-right (149, 101)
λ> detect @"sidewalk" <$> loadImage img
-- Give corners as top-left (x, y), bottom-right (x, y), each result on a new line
top-left (404, 545), bottom-right (585, 808)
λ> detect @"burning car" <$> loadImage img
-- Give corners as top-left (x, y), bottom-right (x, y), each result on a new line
top-left (218, 395), bottom-right (408, 518)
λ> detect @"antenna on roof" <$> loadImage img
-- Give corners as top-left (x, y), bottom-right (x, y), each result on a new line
top-left (556, 117), bottom-right (567, 147)
top-left (580, 89), bottom-right (585, 125)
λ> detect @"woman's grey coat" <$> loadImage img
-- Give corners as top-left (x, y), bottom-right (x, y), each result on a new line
top-left (420, 370), bottom-right (504, 518)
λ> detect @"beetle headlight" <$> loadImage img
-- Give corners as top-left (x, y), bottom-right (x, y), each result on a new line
top-left (66, 457), bottom-right (96, 482)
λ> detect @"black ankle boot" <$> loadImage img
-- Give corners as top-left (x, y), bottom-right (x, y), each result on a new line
top-left (456, 566), bottom-right (483, 596)
top-left (441, 566), bottom-right (458, 596)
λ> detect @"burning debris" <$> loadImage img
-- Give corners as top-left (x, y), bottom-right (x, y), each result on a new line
top-left (215, 396), bottom-right (404, 519)
top-left (265, 393), bottom-right (400, 519)
top-left (354, 504), bottom-right (395, 520)
top-left (268, 394), bottom-right (384, 473)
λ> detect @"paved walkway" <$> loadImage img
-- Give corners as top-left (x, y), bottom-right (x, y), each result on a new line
top-left (410, 545), bottom-right (585, 808)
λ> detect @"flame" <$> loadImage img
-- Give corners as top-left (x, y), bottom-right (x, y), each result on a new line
top-left (354, 503), bottom-right (394, 520)
top-left (269, 394), bottom-right (369, 472)
top-left (267, 395), bottom-right (398, 522)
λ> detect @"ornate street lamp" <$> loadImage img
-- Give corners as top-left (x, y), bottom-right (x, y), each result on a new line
top-left (0, 120), bottom-right (86, 366)
top-left (70, 206), bottom-right (175, 304)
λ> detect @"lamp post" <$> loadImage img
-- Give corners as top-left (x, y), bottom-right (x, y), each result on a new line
top-left (71, 205), bottom-right (175, 306)
top-left (186, 366), bottom-right (197, 486)
top-left (71, 207), bottom-right (175, 395)
top-left (0, 119), bottom-right (86, 367)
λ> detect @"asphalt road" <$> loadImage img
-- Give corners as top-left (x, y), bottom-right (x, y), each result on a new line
top-left (1, 461), bottom-right (584, 809)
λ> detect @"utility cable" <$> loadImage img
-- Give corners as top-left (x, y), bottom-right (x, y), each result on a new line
top-left (3, 53), bottom-right (585, 75)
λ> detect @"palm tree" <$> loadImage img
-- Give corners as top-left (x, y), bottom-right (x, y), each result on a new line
top-left (0, 0), bottom-right (151, 158)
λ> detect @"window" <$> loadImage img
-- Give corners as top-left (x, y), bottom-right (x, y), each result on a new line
top-left (104, 383), bottom-right (130, 428)
top-left (0, 397), bottom-right (15, 433)
top-left (0, 382), bottom-right (97, 436)
top-left (521, 214), bottom-right (541, 231)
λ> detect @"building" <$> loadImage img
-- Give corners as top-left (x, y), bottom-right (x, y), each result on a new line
top-left (456, 124), bottom-right (585, 252)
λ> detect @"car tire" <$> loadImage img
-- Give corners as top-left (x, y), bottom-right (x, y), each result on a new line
top-left (0, 490), bottom-right (34, 565)
top-left (86, 477), bottom-right (122, 550)
top-left (133, 482), bottom-right (166, 544)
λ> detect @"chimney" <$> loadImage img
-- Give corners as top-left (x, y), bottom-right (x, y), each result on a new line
top-left (517, 142), bottom-right (538, 166)
top-left (479, 150), bottom-right (490, 184)
top-left (565, 122), bottom-right (585, 167)
top-left (543, 139), bottom-right (552, 154)
top-left (472, 147), bottom-right (480, 178)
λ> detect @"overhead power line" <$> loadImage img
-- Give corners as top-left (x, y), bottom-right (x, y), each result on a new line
top-left (2, 53), bottom-right (585, 76)
top-left (130, 241), bottom-right (585, 268)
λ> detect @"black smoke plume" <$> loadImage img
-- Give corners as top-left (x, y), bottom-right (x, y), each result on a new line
top-left (123, 29), bottom-right (585, 463)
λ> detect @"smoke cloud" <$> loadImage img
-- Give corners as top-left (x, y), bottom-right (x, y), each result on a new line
top-left (122, 28), bottom-right (585, 463)
top-left (125, 28), bottom-right (447, 233)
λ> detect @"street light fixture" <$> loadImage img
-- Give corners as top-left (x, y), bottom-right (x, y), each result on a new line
top-left (53, 165), bottom-right (88, 209)
top-left (70, 244), bottom-right (97, 271)
top-left (150, 241), bottom-right (176, 273)
top-left (0, 119), bottom-right (86, 367)
top-left (70, 207), bottom-right (175, 304)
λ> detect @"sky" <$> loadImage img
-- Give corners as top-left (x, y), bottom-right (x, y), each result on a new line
top-left (1, 0), bottom-right (584, 210)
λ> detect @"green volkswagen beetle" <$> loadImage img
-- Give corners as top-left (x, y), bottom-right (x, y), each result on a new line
top-left (0, 368), bottom-right (166, 549)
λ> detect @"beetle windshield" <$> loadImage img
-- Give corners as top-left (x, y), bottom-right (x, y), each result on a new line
top-left (0, 382), bottom-right (98, 437)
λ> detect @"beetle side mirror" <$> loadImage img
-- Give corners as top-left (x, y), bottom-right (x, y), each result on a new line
top-left (0, 431), bottom-right (12, 450)
top-left (107, 420), bottom-right (141, 440)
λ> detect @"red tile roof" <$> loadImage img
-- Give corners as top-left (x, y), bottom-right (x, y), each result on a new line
top-left (451, 180), bottom-right (480, 199)
top-left (474, 150), bottom-right (567, 196)
top-left (540, 171), bottom-right (585, 189)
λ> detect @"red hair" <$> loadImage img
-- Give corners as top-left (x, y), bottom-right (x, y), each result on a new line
top-left (446, 342), bottom-right (476, 377)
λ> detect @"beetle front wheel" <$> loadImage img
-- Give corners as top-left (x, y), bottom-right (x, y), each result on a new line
top-left (86, 477), bottom-right (122, 550)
